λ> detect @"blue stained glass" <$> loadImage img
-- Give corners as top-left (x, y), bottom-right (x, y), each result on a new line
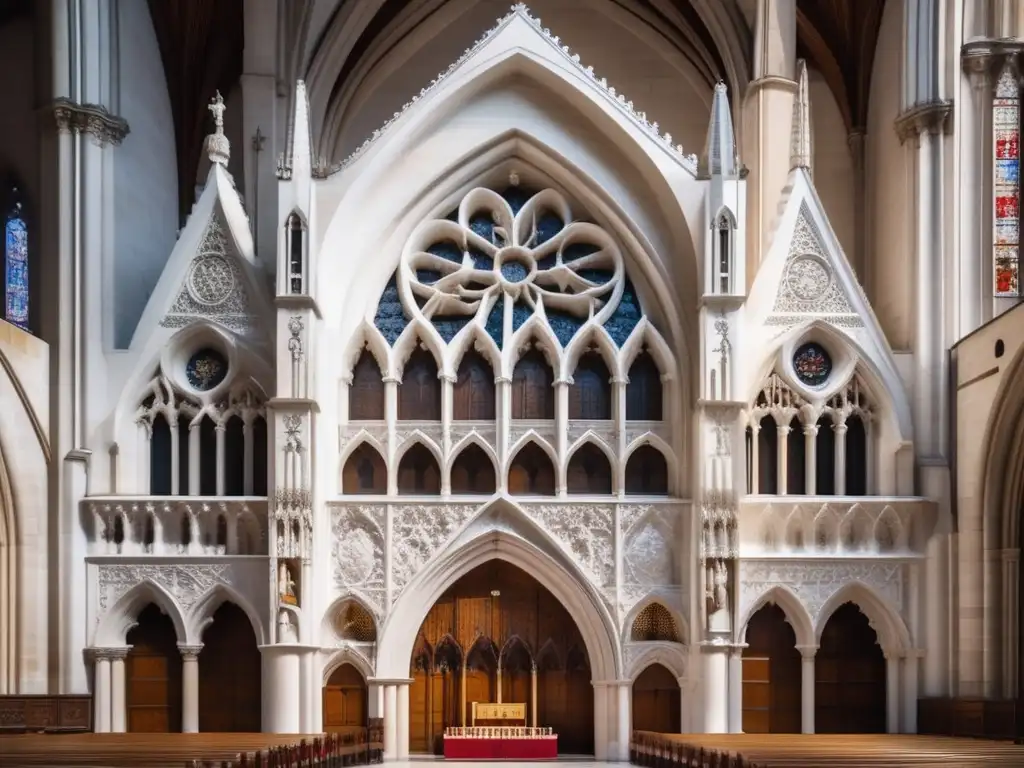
top-left (793, 342), bottom-right (832, 387)
top-left (603, 279), bottom-right (642, 346)
top-left (427, 241), bottom-right (462, 263)
top-left (575, 268), bottom-right (613, 285)
top-left (416, 268), bottom-right (441, 284)
top-left (537, 252), bottom-right (557, 270)
top-left (546, 308), bottom-right (583, 346)
top-left (186, 348), bottom-right (228, 391)
top-left (470, 214), bottom-right (495, 243)
top-left (5, 215), bottom-right (28, 328)
top-left (470, 248), bottom-right (493, 270)
top-left (373, 273), bottom-right (409, 345)
top-left (432, 315), bottom-right (471, 343)
top-left (563, 242), bottom-right (599, 262)
top-left (501, 261), bottom-right (529, 282)
top-left (997, 158), bottom-right (1020, 184)
top-left (485, 300), bottom-right (504, 346)
top-left (501, 186), bottom-right (532, 215)
top-left (512, 300), bottom-right (532, 332)
top-left (536, 213), bottom-right (563, 245)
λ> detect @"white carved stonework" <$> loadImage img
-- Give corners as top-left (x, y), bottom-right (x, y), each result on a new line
top-left (620, 504), bottom-right (653, 538)
top-left (96, 563), bottom-right (235, 613)
top-left (390, 504), bottom-right (479, 590)
top-left (510, 423), bottom-right (557, 449)
top-left (449, 424), bottom-right (497, 450)
top-left (521, 504), bottom-right (614, 587)
top-left (394, 425), bottom-right (444, 452)
top-left (738, 559), bottom-right (903, 625)
top-left (767, 204), bottom-right (862, 329)
top-left (161, 214), bottom-right (257, 334)
top-left (568, 422), bottom-right (616, 447)
top-left (340, 423), bottom-right (388, 454)
top-left (331, 504), bottom-right (386, 614)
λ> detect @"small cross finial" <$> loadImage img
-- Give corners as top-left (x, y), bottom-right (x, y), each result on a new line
top-left (208, 91), bottom-right (226, 132)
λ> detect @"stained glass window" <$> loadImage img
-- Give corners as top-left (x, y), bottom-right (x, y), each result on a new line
top-left (994, 65), bottom-right (1020, 297)
top-left (793, 342), bottom-right (832, 387)
top-left (4, 191), bottom-right (28, 329)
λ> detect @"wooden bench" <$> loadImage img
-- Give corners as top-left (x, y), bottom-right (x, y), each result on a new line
top-left (631, 731), bottom-right (1024, 768)
top-left (0, 695), bottom-right (92, 733)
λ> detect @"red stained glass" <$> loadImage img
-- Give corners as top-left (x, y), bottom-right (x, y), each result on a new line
top-left (997, 194), bottom-right (1019, 219)
top-left (997, 133), bottom-right (1019, 158)
top-left (996, 261), bottom-right (1019, 295)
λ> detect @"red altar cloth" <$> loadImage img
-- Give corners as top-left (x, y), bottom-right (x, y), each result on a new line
top-left (443, 736), bottom-right (558, 759)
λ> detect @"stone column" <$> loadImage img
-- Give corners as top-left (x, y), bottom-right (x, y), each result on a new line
top-left (93, 652), bottom-right (111, 733)
top-left (749, 423), bottom-right (760, 494)
top-left (260, 645), bottom-right (302, 733)
top-left (383, 683), bottom-right (397, 759)
top-left (776, 425), bottom-right (790, 495)
top-left (555, 380), bottom-right (569, 496)
top-left (833, 422), bottom-right (847, 495)
top-left (179, 645), bottom-right (202, 733)
top-left (396, 681), bottom-right (410, 759)
top-left (592, 681), bottom-right (609, 761)
top-left (215, 424), bottom-right (226, 495)
top-left (903, 650), bottom-right (920, 733)
top-left (384, 379), bottom-right (399, 495)
top-left (530, 663), bottom-right (538, 727)
top-left (495, 377), bottom-right (511, 475)
top-left (188, 425), bottom-right (200, 495)
top-left (797, 645), bottom-right (817, 734)
top-left (701, 645), bottom-right (729, 733)
top-left (728, 645), bottom-right (744, 733)
top-left (616, 680), bottom-right (631, 762)
top-left (110, 649), bottom-right (128, 733)
top-left (885, 653), bottom-right (901, 733)
top-left (803, 423), bottom-right (818, 495)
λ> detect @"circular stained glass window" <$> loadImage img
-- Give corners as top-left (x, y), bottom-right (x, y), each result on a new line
top-left (186, 348), bottom-right (228, 391)
top-left (792, 342), bottom-right (832, 387)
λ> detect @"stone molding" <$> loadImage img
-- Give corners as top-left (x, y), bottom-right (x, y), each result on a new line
top-left (894, 100), bottom-right (954, 144)
top-left (90, 646), bottom-right (130, 660)
top-left (177, 643), bottom-right (203, 659)
top-left (50, 97), bottom-right (130, 145)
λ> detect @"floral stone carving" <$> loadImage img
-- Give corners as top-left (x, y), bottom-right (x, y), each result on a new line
top-left (331, 505), bottom-right (386, 614)
top-left (96, 563), bottom-right (235, 613)
top-left (390, 504), bottom-right (479, 590)
top-left (521, 503), bottom-right (614, 587)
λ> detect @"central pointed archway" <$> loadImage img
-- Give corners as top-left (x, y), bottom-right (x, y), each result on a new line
top-left (409, 560), bottom-right (594, 755)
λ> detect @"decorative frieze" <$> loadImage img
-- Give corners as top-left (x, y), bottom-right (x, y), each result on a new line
top-left (96, 562), bottom-right (237, 613)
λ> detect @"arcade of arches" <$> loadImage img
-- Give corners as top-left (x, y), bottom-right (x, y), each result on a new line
top-left (741, 602), bottom-right (887, 734)
top-left (121, 602), bottom-right (261, 733)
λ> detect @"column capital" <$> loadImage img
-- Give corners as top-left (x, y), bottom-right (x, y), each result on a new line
top-left (91, 646), bottom-right (131, 660)
top-left (795, 644), bottom-right (818, 659)
top-left (177, 644), bottom-right (203, 660)
top-left (46, 97), bottom-right (130, 145)
top-left (367, 677), bottom-right (414, 686)
top-left (893, 101), bottom-right (953, 145)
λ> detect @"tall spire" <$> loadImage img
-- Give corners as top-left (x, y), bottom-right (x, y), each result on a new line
top-left (790, 60), bottom-right (812, 174)
top-left (700, 81), bottom-right (738, 178)
top-left (205, 91), bottom-right (230, 166)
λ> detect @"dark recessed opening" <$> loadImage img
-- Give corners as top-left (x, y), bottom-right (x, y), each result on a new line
top-left (996, 339), bottom-right (1005, 358)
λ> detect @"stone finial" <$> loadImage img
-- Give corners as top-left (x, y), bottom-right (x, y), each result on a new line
top-left (699, 81), bottom-right (738, 178)
top-left (790, 60), bottom-right (812, 174)
top-left (205, 90), bottom-right (230, 166)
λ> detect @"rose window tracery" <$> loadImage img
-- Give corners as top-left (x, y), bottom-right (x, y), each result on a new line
top-left (373, 185), bottom-right (647, 349)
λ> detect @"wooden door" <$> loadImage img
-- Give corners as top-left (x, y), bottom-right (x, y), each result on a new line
top-left (198, 603), bottom-right (262, 732)
top-left (323, 664), bottom-right (367, 731)
top-left (815, 602), bottom-right (886, 733)
top-left (126, 603), bottom-right (182, 733)
top-left (742, 604), bottom-right (801, 733)
top-left (632, 664), bottom-right (680, 734)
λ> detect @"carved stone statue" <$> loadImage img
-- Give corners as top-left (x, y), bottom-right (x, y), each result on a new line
top-left (713, 560), bottom-right (729, 612)
top-left (278, 561), bottom-right (296, 598)
top-left (277, 608), bottom-right (297, 643)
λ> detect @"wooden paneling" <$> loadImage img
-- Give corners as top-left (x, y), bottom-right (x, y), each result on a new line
top-left (816, 602), bottom-right (886, 734)
top-left (198, 603), bottom-right (261, 733)
top-left (568, 353), bottom-right (611, 420)
top-left (126, 604), bottom-right (182, 733)
top-left (567, 443), bottom-right (612, 494)
top-left (398, 349), bottom-right (441, 420)
top-left (397, 443), bottom-right (441, 494)
top-left (350, 351), bottom-right (385, 420)
top-left (917, 697), bottom-right (1019, 741)
top-left (450, 444), bottom-right (496, 494)
top-left (324, 664), bottom-right (367, 730)
top-left (0, 696), bottom-right (92, 733)
top-left (742, 604), bottom-right (800, 734)
top-left (342, 443), bottom-right (387, 494)
top-left (508, 442), bottom-right (555, 495)
top-left (625, 446), bottom-right (669, 495)
top-left (632, 664), bottom-right (680, 734)
top-left (511, 350), bottom-right (554, 419)
top-left (626, 351), bottom-right (662, 421)
top-left (454, 350), bottom-right (495, 421)
top-left (409, 561), bottom-right (593, 755)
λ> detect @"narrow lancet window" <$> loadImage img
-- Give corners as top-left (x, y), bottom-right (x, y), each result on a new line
top-left (287, 213), bottom-right (305, 294)
top-left (994, 64), bottom-right (1020, 297)
top-left (716, 213), bottom-right (732, 294)
top-left (5, 187), bottom-right (28, 328)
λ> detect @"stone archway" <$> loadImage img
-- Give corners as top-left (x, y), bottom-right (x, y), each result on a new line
top-left (407, 560), bottom-right (594, 755)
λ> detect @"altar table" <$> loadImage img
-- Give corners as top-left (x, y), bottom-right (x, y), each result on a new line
top-left (443, 736), bottom-right (558, 759)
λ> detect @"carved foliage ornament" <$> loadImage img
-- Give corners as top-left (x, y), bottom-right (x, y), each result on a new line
top-left (52, 97), bottom-right (130, 145)
top-left (97, 563), bottom-right (232, 613)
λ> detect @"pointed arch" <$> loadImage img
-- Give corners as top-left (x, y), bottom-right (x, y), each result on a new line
top-left (624, 442), bottom-right (670, 495)
top-left (447, 431), bottom-right (500, 479)
top-left (737, 584), bottom-right (815, 648)
top-left (507, 438), bottom-right (557, 496)
top-left (376, 526), bottom-right (619, 683)
top-left (342, 440), bottom-right (388, 495)
top-left (626, 599), bottom-right (684, 644)
top-left (95, 581), bottom-right (188, 647)
top-left (348, 348), bottom-right (387, 421)
top-left (451, 344), bottom-right (497, 422)
top-left (397, 441), bottom-right (442, 495)
top-left (391, 319), bottom-right (446, 382)
top-left (624, 433), bottom-right (678, 493)
top-left (619, 317), bottom-right (674, 379)
top-left (190, 583), bottom-right (266, 646)
top-left (448, 440), bottom-right (498, 496)
top-left (504, 315), bottom-right (561, 380)
top-left (814, 582), bottom-right (911, 655)
top-left (448, 323), bottom-right (502, 380)
top-left (322, 647), bottom-right (374, 685)
top-left (393, 431), bottom-right (443, 468)
top-left (342, 321), bottom-right (390, 382)
top-left (322, 594), bottom-right (379, 643)
top-left (566, 438), bottom-right (616, 495)
top-left (561, 323), bottom-right (621, 382)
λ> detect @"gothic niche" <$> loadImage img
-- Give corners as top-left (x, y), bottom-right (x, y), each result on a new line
top-left (745, 373), bottom-right (872, 496)
top-left (630, 603), bottom-right (681, 642)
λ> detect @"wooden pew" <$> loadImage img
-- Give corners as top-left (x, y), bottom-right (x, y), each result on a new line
top-left (630, 731), bottom-right (1024, 768)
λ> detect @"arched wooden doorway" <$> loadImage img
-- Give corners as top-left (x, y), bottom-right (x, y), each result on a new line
top-left (323, 664), bottom-right (368, 731)
top-left (632, 664), bottom-right (680, 733)
top-left (198, 602), bottom-right (262, 732)
top-left (409, 560), bottom-right (594, 755)
top-left (742, 604), bottom-right (801, 733)
top-left (815, 602), bottom-right (886, 733)
top-left (126, 603), bottom-right (182, 732)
